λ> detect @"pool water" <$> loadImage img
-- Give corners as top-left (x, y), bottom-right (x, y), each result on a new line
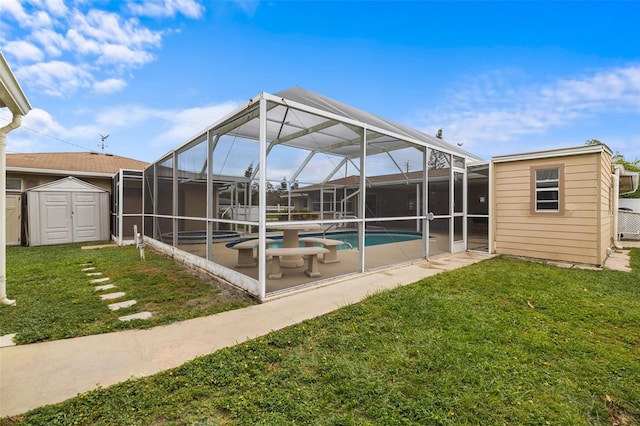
top-left (267, 231), bottom-right (423, 250)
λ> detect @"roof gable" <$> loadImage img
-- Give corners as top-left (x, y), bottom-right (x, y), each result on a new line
top-left (27, 176), bottom-right (107, 193)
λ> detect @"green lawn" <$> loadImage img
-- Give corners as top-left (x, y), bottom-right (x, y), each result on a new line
top-left (0, 243), bottom-right (255, 344)
top-left (2, 250), bottom-right (638, 425)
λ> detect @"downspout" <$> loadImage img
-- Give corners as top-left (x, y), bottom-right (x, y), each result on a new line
top-left (612, 166), bottom-right (622, 250)
top-left (1, 113), bottom-right (23, 306)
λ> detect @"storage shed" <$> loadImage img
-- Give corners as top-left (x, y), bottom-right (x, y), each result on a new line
top-left (26, 177), bottom-right (109, 246)
top-left (491, 144), bottom-right (614, 266)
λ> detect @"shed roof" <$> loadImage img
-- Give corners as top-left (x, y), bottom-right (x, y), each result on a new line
top-left (7, 152), bottom-right (148, 176)
top-left (27, 176), bottom-right (107, 193)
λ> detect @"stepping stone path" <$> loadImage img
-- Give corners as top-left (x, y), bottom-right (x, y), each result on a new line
top-left (81, 262), bottom-right (152, 322)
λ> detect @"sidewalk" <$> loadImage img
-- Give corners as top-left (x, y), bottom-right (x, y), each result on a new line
top-left (0, 251), bottom-right (494, 417)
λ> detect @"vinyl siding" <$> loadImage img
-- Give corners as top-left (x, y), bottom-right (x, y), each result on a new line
top-left (493, 152), bottom-right (606, 265)
top-left (598, 152), bottom-right (614, 264)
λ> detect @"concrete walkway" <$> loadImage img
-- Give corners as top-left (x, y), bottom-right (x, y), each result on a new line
top-left (0, 251), bottom-right (494, 417)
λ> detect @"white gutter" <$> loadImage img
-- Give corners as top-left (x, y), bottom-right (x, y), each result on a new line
top-left (1, 114), bottom-right (22, 305)
top-left (6, 166), bottom-right (116, 178)
top-left (1, 51), bottom-right (32, 307)
top-left (612, 166), bottom-right (623, 250)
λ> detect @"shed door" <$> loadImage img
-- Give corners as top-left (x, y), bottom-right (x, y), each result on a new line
top-left (6, 194), bottom-right (22, 245)
top-left (41, 192), bottom-right (73, 245)
top-left (72, 192), bottom-right (101, 242)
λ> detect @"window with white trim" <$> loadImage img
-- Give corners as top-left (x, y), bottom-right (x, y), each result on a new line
top-left (6, 178), bottom-right (22, 192)
top-left (535, 168), bottom-right (559, 212)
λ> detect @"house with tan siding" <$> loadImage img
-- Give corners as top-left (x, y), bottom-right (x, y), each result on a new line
top-left (491, 144), bottom-right (614, 266)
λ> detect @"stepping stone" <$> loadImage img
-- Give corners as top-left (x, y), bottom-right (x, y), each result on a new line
top-left (90, 277), bottom-right (109, 284)
top-left (0, 333), bottom-right (17, 348)
top-left (81, 244), bottom-right (116, 250)
top-left (94, 284), bottom-right (115, 291)
top-left (81, 267), bottom-right (95, 271)
top-left (86, 272), bottom-right (102, 276)
top-left (80, 263), bottom-right (93, 267)
top-left (108, 300), bottom-right (137, 311)
top-left (119, 312), bottom-right (152, 322)
top-left (100, 292), bottom-right (126, 301)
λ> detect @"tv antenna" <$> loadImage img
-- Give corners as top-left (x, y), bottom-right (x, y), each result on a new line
top-left (98, 134), bottom-right (109, 153)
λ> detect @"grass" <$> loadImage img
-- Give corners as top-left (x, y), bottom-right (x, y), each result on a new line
top-left (0, 243), bottom-right (255, 344)
top-left (2, 249), bottom-right (639, 425)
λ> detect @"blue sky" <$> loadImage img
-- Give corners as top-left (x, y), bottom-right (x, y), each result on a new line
top-left (1, 0), bottom-right (638, 166)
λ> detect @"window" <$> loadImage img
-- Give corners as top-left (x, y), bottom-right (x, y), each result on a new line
top-left (532, 166), bottom-right (562, 213)
top-left (6, 178), bottom-right (22, 192)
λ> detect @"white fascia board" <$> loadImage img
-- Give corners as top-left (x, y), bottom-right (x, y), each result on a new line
top-left (492, 144), bottom-right (612, 163)
top-left (7, 166), bottom-right (114, 178)
top-left (0, 52), bottom-right (32, 115)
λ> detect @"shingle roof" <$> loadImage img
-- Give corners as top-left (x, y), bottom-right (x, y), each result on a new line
top-left (7, 152), bottom-right (148, 175)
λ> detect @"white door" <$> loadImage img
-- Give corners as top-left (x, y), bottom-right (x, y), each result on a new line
top-left (41, 192), bottom-right (73, 245)
top-left (72, 192), bottom-right (101, 242)
top-left (6, 194), bottom-right (22, 245)
top-left (452, 170), bottom-right (466, 253)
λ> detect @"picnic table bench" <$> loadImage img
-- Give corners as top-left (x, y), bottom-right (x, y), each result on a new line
top-left (299, 237), bottom-right (343, 264)
top-left (266, 247), bottom-right (329, 279)
top-left (229, 238), bottom-right (276, 267)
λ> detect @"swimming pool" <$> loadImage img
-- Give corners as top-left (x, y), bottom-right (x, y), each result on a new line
top-left (162, 230), bottom-right (243, 244)
top-left (229, 230), bottom-right (423, 250)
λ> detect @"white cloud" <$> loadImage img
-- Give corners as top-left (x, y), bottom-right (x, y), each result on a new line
top-left (0, 107), bottom-right (94, 152)
top-left (234, 0), bottom-right (259, 16)
top-left (91, 101), bottom-right (241, 146)
top-left (1, 1), bottom-right (199, 97)
top-left (93, 78), bottom-right (127, 94)
top-left (1, 100), bottom-right (241, 158)
top-left (15, 61), bottom-right (93, 97)
top-left (152, 102), bottom-right (242, 146)
top-left (3, 40), bottom-right (44, 62)
top-left (31, 29), bottom-right (67, 57)
top-left (127, 0), bottom-right (204, 19)
top-left (98, 44), bottom-right (155, 66)
top-left (72, 9), bottom-right (163, 48)
top-left (0, 0), bottom-right (30, 23)
top-left (41, 0), bottom-right (68, 16)
top-left (417, 65), bottom-right (640, 152)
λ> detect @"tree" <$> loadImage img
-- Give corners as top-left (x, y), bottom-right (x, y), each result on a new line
top-left (435, 128), bottom-right (443, 139)
top-left (586, 139), bottom-right (640, 198)
top-left (428, 149), bottom-right (450, 170)
top-left (613, 152), bottom-right (640, 199)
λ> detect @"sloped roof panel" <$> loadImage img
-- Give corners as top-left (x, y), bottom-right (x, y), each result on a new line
top-left (8, 152), bottom-right (149, 175)
top-left (273, 87), bottom-right (481, 160)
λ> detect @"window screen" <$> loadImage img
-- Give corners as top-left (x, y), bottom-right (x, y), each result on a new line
top-left (6, 178), bottom-right (22, 191)
top-left (535, 168), bottom-right (559, 211)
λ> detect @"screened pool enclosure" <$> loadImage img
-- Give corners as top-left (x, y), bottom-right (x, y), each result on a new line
top-left (142, 87), bottom-right (488, 300)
